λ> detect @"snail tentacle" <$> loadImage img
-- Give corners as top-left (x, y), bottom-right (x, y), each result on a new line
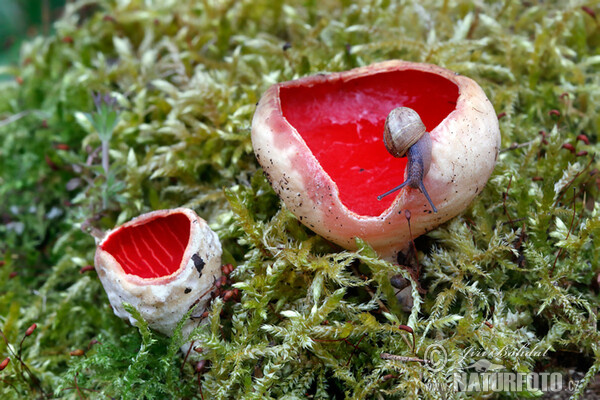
top-left (417, 181), bottom-right (438, 213)
top-left (377, 181), bottom-right (410, 201)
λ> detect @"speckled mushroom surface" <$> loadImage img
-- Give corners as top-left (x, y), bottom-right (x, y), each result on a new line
top-left (251, 60), bottom-right (500, 260)
top-left (94, 208), bottom-right (222, 337)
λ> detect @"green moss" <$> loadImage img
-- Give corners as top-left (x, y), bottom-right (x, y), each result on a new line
top-left (1, 0), bottom-right (600, 398)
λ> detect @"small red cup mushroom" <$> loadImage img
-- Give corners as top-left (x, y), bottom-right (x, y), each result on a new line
top-left (94, 208), bottom-right (222, 339)
top-left (251, 60), bottom-right (500, 260)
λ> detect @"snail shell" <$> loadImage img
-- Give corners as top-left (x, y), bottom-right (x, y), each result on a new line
top-left (383, 107), bottom-right (427, 158)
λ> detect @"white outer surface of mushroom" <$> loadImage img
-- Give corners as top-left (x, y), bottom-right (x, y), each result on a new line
top-left (94, 208), bottom-right (222, 337)
top-left (251, 60), bottom-right (500, 260)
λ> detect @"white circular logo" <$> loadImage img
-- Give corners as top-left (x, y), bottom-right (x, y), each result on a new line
top-left (424, 343), bottom-right (447, 372)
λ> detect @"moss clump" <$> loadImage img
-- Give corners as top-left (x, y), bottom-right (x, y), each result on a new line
top-left (1, 0), bottom-right (600, 399)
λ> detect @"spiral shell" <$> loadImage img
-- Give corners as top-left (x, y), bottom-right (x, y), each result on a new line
top-left (383, 107), bottom-right (427, 158)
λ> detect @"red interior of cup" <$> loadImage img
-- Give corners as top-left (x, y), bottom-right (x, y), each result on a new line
top-left (280, 69), bottom-right (458, 216)
top-left (101, 213), bottom-right (191, 279)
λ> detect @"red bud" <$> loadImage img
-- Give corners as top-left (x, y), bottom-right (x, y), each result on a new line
top-left (223, 290), bottom-right (234, 301)
top-left (532, 176), bottom-right (544, 181)
top-left (577, 151), bottom-right (588, 157)
top-left (70, 349), bottom-right (85, 357)
top-left (549, 109), bottom-right (560, 117)
top-left (221, 264), bottom-right (235, 275)
top-left (25, 323), bottom-right (37, 337)
top-left (0, 357), bottom-right (9, 371)
top-left (582, 6), bottom-right (596, 20)
top-left (398, 324), bottom-right (413, 334)
top-left (577, 134), bottom-right (590, 145)
top-left (484, 321), bottom-right (493, 329)
top-left (79, 265), bottom-right (95, 274)
top-left (215, 276), bottom-right (227, 288)
top-left (562, 143), bottom-right (576, 153)
top-left (45, 155), bottom-right (58, 170)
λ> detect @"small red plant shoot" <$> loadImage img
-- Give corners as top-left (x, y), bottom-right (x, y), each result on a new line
top-left (398, 325), bottom-right (416, 353)
top-left (577, 134), bottom-right (590, 145)
top-left (25, 324), bottom-right (37, 337)
top-left (70, 349), bottom-right (85, 357)
top-left (562, 143), bottom-right (576, 153)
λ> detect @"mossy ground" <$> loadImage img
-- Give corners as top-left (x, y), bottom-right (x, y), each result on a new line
top-left (0, 0), bottom-right (600, 399)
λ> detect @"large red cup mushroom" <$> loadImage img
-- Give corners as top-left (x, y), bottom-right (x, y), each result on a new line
top-left (251, 60), bottom-right (500, 260)
top-left (94, 208), bottom-right (222, 339)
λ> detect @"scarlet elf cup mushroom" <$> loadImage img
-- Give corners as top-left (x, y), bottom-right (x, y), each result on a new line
top-left (94, 208), bottom-right (222, 346)
top-left (251, 60), bottom-right (500, 260)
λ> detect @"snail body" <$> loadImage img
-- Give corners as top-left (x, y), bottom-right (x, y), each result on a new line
top-left (378, 107), bottom-right (437, 213)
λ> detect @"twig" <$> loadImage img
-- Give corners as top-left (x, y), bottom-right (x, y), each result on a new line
top-left (180, 340), bottom-right (196, 373)
top-left (499, 139), bottom-right (536, 153)
top-left (405, 210), bottom-right (419, 270)
top-left (74, 372), bottom-right (85, 400)
top-left (86, 146), bottom-right (102, 166)
top-left (344, 334), bottom-right (367, 367)
top-left (0, 111), bottom-right (30, 128)
top-left (198, 373), bottom-right (205, 400)
top-left (380, 352), bottom-right (429, 364)
top-left (500, 217), bottom-right (525, 226)
top-left (503, 175), bottom-right (514, 225)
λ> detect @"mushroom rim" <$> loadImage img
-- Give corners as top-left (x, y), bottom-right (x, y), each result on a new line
top-left (264, 60), bottom-right (472, 221)
top-left (95, 208), bottom-right (201, 286)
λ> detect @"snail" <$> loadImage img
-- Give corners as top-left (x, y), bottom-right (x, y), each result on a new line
top-left (377, 107), bottom-right (438, 213)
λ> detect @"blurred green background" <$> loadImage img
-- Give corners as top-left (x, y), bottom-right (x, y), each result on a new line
top-left (0, 0), bottom-right (66, 66)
